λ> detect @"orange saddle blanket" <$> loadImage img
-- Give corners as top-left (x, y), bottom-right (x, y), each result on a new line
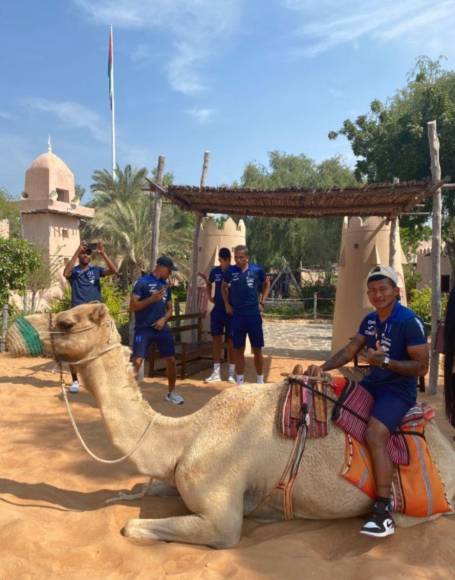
top-left (341, 412), bottom-right (453, 517)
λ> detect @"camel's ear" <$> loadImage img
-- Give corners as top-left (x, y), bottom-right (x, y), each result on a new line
top-left (89, 303), bottom-right (109, 325)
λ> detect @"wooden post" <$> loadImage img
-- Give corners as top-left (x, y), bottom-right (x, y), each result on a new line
top-left (0, 304), bottom-right (8, 353)
top-left (150, 155), bottom-right (165, 268)
top-left (389, 217), bottom-right (399, 270)
top-left (427, 120), bottom-right (442, 395)
top-left (313, 292), bottom-right (318, 320)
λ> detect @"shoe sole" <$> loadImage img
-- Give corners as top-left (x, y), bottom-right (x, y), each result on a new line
top-left (360, 528), bottom-right (395, 538)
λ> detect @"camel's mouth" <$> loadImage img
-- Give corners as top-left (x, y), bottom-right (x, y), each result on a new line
top-left (6, 317), bottom-right (44, 356)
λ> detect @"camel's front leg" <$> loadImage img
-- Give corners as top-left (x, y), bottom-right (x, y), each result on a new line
top-left (122, 500), bottom-right (243, 548)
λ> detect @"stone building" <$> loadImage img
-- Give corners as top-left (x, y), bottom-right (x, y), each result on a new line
top-left (19, 144), bottom-right (94, 300)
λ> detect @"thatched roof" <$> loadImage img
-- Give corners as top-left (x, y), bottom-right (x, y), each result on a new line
top-left (146, 180), bottom-right (443, 219)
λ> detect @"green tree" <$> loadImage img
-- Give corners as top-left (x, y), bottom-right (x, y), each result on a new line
top-left (0, 187), bottom-right (21, 237)
top-left (240, 152), bottom-right (358, 270)
top-left (84, 165), bottom-right (193, 285)
top-left (329, 56), bottom-right (455, 272)
top-left (0, 239), bottom-right (40, 306)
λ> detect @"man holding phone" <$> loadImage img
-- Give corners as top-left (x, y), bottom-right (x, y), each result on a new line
top-left (130, 256), bottom-right (183, 405)
top-left (63, 240), bottom-right (118, 392)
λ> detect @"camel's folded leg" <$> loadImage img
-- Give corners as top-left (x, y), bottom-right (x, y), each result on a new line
top-left (122, 507), bottom-right (243, 548)
top-left (105, 479), bottom-right (180, 504)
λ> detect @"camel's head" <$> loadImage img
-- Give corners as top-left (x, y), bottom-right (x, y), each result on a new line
top-left (7, 303), bottom-right (121, 362)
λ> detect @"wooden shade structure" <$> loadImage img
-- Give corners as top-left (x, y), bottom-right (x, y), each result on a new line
top-left (146, 180), bottom-right (443, 219)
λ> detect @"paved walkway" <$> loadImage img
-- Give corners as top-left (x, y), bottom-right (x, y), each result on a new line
top-left (263, 319), bottom-right (332, 361)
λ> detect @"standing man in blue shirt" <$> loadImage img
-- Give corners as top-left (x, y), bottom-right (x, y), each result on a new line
top-left (222, 245), bottom-right (270, 385)
top-left (305, 265), bottom-right (429, 538)
top-left (130, 256), bottom-right (183, 405)
top-left (63, 240), bottom-right (118, 393)
top-left (200, 247), bottom-right (236, 384)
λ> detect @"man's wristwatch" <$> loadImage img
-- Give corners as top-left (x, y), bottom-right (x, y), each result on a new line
top-left (381, 355), bottom-right (390, 368)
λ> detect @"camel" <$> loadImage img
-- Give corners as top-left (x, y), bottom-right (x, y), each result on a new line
top-left (7, 303), bottom-right (455, 548)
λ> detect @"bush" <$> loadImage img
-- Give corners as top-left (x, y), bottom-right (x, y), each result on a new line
top-left (409, 287), bottom-right (448, 323)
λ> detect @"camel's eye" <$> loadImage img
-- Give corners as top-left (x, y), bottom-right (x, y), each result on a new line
top-left (57, 319), bottom-right (75, 331)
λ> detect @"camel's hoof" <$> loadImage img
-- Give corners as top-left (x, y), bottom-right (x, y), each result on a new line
top-left (292, 364), bottom-right (304, 375)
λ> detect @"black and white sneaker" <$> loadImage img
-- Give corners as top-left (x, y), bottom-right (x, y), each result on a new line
top-left (360, 502), bottom-right (395, 538)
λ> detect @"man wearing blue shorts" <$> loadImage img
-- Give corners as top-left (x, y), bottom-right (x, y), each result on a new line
top-left (306, 265), bottom-right (428, 538)
top-left (222, 245), bottom-right (270, 385)
top-left (201, 247), bottom-right (236, 384)
top-left (130, 256), bottom-right (183, 405)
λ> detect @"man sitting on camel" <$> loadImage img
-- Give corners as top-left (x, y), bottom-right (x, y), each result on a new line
top-left (306, 265), bottom-right (429, 538)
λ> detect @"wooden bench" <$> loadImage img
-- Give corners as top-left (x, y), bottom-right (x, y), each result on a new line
top-left (148, 312), bottom-right (213, 379)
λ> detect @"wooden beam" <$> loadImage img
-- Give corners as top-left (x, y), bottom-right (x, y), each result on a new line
top-left (389, 216), bottom-right (399, 270)
top-left (427, 120), bottom-right (442, 396)
top-left (150, 155), bottom-right (165, 268)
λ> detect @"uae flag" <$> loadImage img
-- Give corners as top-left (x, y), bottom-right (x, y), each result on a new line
top-left (108, 27), bottom-right (114, 110)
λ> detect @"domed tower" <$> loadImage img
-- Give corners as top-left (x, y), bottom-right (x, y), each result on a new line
top-left (20, 142), bottom-right (94, 289)
top-left (331, 217), bottom-right (407, 353)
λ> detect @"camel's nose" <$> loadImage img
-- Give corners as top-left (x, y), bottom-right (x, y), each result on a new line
top-left (6, 318), bottom-right (43, 356)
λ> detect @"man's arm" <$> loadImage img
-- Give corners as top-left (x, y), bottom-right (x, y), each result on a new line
top-left (153, 299), bottom-right (173, 330)
top-left (365, 342), bottom-right (429, 376)
top-left (63, 243), bottom-right (85, 279)
top-left (259, 275), bottom-right (271, 307)
top-left (130, 287), bottom-right (166, 312)
top-left (307, 334), bottom-right (366, 375)
top-left (97, 242), bottom-right (118, 276)
top-left (221, 281), bottom-right (233, 315)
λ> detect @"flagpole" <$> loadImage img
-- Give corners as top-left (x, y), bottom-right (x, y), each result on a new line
top-left (109, 25), bottom-right (117, 176)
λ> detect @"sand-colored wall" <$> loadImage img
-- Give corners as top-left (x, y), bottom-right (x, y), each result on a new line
top-left (331, 217), bottom-right (407, 353)
top-left (416, 252), bottom-right (452, 290)
top-left (24, 152), bottom-right (75, 202)
top-left (0, 219), bottom-right (9, 239)
top-left (197, 217), bottom-right (246, 277)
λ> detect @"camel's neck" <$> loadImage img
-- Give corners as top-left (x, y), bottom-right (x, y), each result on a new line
top-left (75, 347), bottom-right (192, 481)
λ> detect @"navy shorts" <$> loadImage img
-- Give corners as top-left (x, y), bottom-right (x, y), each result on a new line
top-left (133, 327), bottom-right (175, 359)
top-left (210, 310), bottom-right (232, 338)
top-left (231, 313), bottom-right (264, 349)
top-left (363, 384), bottom-right (416, 433)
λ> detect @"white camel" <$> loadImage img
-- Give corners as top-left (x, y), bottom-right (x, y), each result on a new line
top-left (7, 303), bottom-right (455, 548)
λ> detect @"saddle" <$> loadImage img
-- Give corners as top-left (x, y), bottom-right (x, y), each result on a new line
top-left (277, 376), bottom-right (453, 518)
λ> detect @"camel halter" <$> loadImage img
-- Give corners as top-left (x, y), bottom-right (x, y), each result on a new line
top-left (45, 314), bottom-right (156, 464)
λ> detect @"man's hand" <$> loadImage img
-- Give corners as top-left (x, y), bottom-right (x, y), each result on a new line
top-left (78, 241), bottom-right (88, 255)
top-left (153, 317), bottom-right (166, 331)
top-left (97, 241), bottom-right (105, 255)
top-left (225, 304), bottom-right (233, 315)
top-left (151, 287), bottom-right (167, 303)
top-left (366, 341), bottom-right (386, 367)
top-left (305, 364), bottom-right (323, 377)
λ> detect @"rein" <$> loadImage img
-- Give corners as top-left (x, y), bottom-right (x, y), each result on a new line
top-left (46, 313), bottom-right (155, 465)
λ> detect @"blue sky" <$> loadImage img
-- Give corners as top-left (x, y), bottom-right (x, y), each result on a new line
top-left (1, 0), bottom-right (455, 197)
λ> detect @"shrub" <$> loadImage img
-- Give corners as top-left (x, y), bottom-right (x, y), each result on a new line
top-left (409, 287), bottom-right (448, 324)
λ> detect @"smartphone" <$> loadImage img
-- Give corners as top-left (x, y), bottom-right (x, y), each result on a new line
top-left (87, 242), bottom-right (98, 252)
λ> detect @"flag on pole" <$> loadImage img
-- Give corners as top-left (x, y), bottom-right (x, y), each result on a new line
top-left (108, 27), bottom-right (114, 110)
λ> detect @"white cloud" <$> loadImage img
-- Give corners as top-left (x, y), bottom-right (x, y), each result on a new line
top-left (75, 0), bottom-right (242, 94)
top-left (23, 98), bottom-right (109, 143)
top-left (186, 107), bottom-right (214, 124)
top-left (285, 0), bottom-right (455, 57)
top-left (0, 111), bottom-right (13, 120)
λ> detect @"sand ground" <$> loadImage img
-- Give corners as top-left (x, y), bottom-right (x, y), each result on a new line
top-left (1, 352), bottom-right (455, 579)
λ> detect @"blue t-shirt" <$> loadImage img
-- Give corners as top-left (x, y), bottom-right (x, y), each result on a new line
top-left (70, 265), bottom-right (104, 306)
top-left (224, 264), bottom-right (266, 315)
top-left (358, 300), bottom-right (427, 400)
top-left (209, 265), bottom-right (236, 313)
top-left (133, 273), bottom-right (172, 329)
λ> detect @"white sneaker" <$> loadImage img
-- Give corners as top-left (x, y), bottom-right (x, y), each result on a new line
top-left (165, 391), bottom-right (184, 405)
top-left (69, 380), bottom-right (79, 393)
top-left (228, 375), bottom-right (237, 384)
top-left (205, 371), bottom-right (222, 383)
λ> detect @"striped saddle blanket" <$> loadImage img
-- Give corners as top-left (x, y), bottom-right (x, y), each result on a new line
top-left (332, 382), bottom-right (435, 465)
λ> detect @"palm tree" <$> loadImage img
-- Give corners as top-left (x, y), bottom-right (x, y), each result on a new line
top-left (90, 164), bottom-right (148, 206)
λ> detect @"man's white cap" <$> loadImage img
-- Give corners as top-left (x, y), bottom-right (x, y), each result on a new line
top-left (367, 265), bottom-right (398, 285)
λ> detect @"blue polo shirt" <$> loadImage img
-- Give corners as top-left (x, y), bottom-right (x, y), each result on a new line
top-left (209, 265), bottom-right (236, 313)
top-left (133, 273), bottom-right (172, 329)
top-left (69, 265), bottom-right (105, 306)
top-left (224, 264), bottom-right (266, 315)
top-left (358, 300), bottom-right (427, 400)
